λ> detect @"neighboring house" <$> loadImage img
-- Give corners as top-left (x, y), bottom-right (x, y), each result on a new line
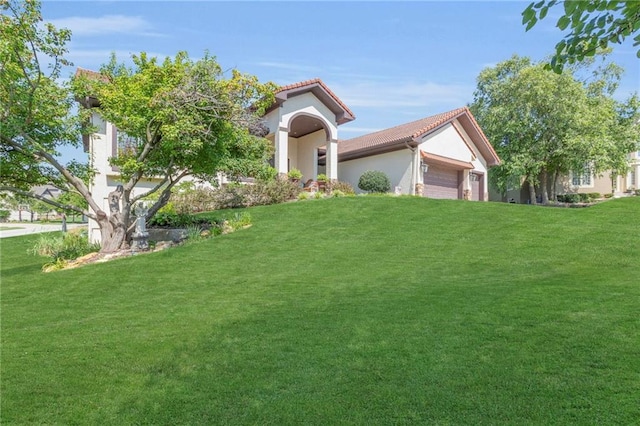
top-left (78, 73), bottom-right (501, 243)
top-left (494, 151), bottom-right (640, 203)
top-left (1, 184), bottom-right (61, 221)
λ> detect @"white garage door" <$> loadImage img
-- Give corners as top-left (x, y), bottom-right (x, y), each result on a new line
top-left (423, 166), bottom-right (460, 199)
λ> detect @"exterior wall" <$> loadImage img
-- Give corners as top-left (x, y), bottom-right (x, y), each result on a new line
top-left (420, 123), bottom-right (474, 161)
top-left (625, 151), bottom-right (640, 193)
top-left (419, 122), bottom-right (489, 200)
top-left (279, 93), bottom-right (338, 141)
top-left (556, 173), bottom-right (614, 196)
top-left (263, 93), bottom-right (338, 178)
top-left (338, 149), bottom-right (413, 194)
top-left (295, 130), bottom-right (326, 181)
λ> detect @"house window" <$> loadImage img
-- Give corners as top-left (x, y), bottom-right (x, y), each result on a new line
top-left (571, 168), bottom-right (592, 187)
top-left (117, 131), bottom-right (140, 157)
top-left (631, 171), bottom-right (636, 186)
top-left (91, 114), bottom-right (107, 134)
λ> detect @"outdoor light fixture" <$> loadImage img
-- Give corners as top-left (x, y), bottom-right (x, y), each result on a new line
top-left (420, 161), bottom-right (429, 174)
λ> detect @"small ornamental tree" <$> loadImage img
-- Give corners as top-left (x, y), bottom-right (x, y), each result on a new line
top-left (1, 0), bottom-right (277, 253)
top-left (358, 170), bottom-right (391, 193)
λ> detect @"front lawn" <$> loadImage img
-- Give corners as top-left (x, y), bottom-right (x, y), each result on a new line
top-left (1, 197), bottom-right (639, 424)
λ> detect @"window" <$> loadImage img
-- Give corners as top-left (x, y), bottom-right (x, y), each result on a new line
top-left (631, 171), bottom-right (636, 186)
top-left (91, 113), bottom-right (106, 134)
top-left (571, 167), bottom-right (592, 187)
top-left (116, 131), bottom-right (140, 157)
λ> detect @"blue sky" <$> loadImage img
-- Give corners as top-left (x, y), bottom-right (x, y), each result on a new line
top-left (42, 1), bottom-right (639, 163)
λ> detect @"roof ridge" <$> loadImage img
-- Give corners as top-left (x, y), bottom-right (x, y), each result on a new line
top-left (276, 78), bottom-right (355, 119)
top-left (342, 107), bottom-right (467, 143)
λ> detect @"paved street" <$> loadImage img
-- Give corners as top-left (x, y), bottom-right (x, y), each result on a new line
top-left (0, 223), bottom-right (87, 239)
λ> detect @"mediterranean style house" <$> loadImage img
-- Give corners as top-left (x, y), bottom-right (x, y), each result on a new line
top-left (77, 72), bottom-right (501, 242)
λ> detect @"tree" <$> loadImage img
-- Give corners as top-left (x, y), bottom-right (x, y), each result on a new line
top-left (522, 0), bottom-right (640, 72)
top-left (470, 55), bottom-right (640, 204)
top-left (1, 0), bottom-right (276, 252)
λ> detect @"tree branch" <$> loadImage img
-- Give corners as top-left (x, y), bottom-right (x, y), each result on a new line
top-left (1, 134), bottom-right (103, 217)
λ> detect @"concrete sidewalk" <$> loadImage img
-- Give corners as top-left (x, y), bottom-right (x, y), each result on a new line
top-left (0, 223), bottom-right (87, 239)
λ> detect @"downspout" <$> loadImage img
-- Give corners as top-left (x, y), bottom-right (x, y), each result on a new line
top-left (404, 140), bottom-right (417, 195)
top-left (404, 138), bottom-right (420, 195)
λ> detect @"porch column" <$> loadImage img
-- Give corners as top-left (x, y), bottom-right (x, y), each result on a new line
top-left (275, 126), bottom-right (289, 176)
top-left (326, 138), bottom-right (338, 180)
top-left (463, 169), bottom-right (471, 200)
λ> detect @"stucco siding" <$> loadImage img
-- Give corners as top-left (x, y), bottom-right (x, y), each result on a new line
top-left (420, 123), bottom-right (474, 163)
top-left (338, 149), bottom-right (413, 194)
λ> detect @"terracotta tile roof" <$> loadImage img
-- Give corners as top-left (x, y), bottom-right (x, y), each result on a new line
top-left (277, 78), bottom-right (355, 120)
top-left (339, 107), bottom-right (468, 155)
top-left (75, 67), bottom-right (109, 82)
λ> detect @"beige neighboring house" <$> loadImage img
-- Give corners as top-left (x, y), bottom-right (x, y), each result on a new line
top-left (495, 150), bottom-right (640, 203)
top-left (78, 73), bottom-right (500, 244)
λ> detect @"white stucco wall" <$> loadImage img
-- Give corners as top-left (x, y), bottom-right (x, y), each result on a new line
top-left (338, 149), bottom-right (413, 194)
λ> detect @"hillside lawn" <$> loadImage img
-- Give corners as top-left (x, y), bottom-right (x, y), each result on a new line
top-left (1, 196), bottom-right (639, 424)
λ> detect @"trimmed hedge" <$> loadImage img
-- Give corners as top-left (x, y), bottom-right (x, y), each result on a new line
top-left (358, 170), bottom-right (391, 193)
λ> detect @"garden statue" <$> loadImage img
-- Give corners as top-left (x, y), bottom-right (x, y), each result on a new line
top-left (131, 202), bottom-right (149, 251)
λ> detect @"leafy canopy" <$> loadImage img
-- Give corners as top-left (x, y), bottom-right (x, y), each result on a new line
top-left (73, 52), bottom-right (277, 184)
top-left (522, 0), bottom-right (640, 72)
top-left (470, 54), bottom-right (639, 202)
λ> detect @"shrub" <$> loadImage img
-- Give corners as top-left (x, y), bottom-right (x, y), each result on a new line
top-left (557, 193), bottom-right (589, 203)
top-left (587, 192), bottom-right (601, 201)
top-left (331, 190), bottom-right (346, 198)
top-left (228, 212), bottom-right (252, 230)
top-left (247, 180), bottom-right (301, 206)
top-left (147, 212), bottom-right (216, 229)
top-left (29, 229), bottom-right (100, 266)
top-left (0, 209), bottom-right (9, 222)
top-left (316, 173), bottom-right (328, 183)
top-left (635, 189), bottom-right (640, 196)
top-left (604, 193), bottom-right (614, 199)
top-left (328, 180), bottom-right (355, 195)
top-left (170, 187), bottom-right (218, 214)
top-left (358, 170), bottom-right (391, 193)
top-left (297, 192), bottom-right (311, 200)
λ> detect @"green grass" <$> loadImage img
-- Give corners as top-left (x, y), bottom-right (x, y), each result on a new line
top-left (0, 226), bottom-right (23, 231)
top-left (2, 197), bottom-right (639, 424)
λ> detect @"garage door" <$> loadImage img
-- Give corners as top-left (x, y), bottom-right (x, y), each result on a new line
top-left (423, 166), bottom-right (460, 199)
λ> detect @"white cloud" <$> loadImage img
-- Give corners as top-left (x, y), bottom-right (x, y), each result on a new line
top-left (49, 15), bottom-right (162, 37)
top-left (338, 126), bottom-right (385, 134)
top-left (329, 80), bottom-right (471, 108)
top-left (255, 61), bottom-right (323, 73)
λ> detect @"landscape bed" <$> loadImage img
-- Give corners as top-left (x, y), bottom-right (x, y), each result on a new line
top-left (1, 197), bottom-right (639, 424)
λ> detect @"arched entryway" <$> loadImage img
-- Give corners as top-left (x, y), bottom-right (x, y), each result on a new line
top-left (286, 113), bottom-right (331, 182)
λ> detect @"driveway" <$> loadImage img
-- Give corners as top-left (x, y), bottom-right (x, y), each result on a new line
top-left (0, 223), bottom-right (87, 239)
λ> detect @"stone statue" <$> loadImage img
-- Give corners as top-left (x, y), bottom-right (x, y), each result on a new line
top-left (131, 202), bottom-right (149, 251)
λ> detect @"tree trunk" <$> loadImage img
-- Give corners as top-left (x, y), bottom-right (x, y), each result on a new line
top-left (540, 171), bottom-right (549, 205)
top-left (527, 178), bottom-right (537, 205)
top-left (97, 185), bottom-right (127, 253)
top-left (551, 171), bottom-right (559, 203)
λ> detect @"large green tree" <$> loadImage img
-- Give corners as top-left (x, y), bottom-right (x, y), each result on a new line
top-left (1, 0), bottom-right (276, 252)
top-left (523, 0), bottom-right (640, 72)
top-left (470, 55), bottom-right (639, 204)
